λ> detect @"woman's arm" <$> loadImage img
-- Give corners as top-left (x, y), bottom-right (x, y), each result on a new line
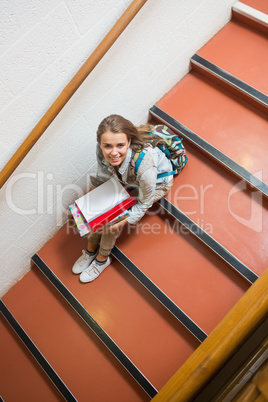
top-left (125, 166), bottom-right (158, 224)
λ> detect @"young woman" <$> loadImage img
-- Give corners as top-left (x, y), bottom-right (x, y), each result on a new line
top-left (72, 114), bottom-right (175, 283)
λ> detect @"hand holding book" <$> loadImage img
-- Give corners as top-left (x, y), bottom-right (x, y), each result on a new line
top-left (69, 177), bottom-right (136, 237)
top-left (97, 217), bottom-right (128, 234)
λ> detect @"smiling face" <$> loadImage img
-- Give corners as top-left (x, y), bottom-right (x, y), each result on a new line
top-left (99, 131), bottom-right (131, 167)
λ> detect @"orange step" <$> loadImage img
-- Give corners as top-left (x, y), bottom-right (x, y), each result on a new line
top-left (196, 20), bottom-right (268, 96)
top-left (156, 70), bottom-right (268, 184)
top-left (116, 207), bottom-right (250, 335)
top-left (163, 142), bottom-right (268, 277)
top-left (2, 267), bottom-right (151, 401)
top-left (0, 312), bottom-right (64, 401)
top-left (240, 0), bottom-right (268, 14)
top-left (35, 226), bottom-right (200, 392)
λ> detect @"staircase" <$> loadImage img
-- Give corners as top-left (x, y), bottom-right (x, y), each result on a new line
top-left (1, 1), bottom-right (267, 401)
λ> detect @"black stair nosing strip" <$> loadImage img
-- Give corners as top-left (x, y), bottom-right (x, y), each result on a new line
top-left (0, 299), bottom-right (77, 402)
top-left (32, 253), bottom-right (158, 399)
top-left (191, 54), bottom-right (268, 108)
top-left (112, 246), bottom-right (207, 343)
top-left (150, 105), bottom-right (268, 197)
top-left (158, 197), bottom-right (258, 285)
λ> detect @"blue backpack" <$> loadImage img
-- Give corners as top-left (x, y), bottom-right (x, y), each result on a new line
top-left (134, 125), bottom-right (188, 178)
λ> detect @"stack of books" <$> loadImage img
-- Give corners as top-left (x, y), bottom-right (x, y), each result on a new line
top-left (69, 177), bottom-right (136, 237)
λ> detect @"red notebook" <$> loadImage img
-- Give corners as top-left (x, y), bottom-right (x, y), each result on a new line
top-left (88, 195), bottom-right (136, 231)
top-left (74, 177), bottom-right (137, 231)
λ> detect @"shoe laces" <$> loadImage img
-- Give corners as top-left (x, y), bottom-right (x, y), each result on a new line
top-left (78, 250), bottom-right (90, 265)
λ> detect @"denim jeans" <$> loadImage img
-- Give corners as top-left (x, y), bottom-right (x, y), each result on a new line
top-left (87, 178), bottom-right (173, 256)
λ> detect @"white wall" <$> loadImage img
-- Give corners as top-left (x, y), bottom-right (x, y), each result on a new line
top-left (0, 0), bottom-right (236, 296)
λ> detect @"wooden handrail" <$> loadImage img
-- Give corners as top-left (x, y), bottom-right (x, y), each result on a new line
top-left (0, 0), bottom-right (147, 189)
top-left (152, 267), bottom-right (268, 401)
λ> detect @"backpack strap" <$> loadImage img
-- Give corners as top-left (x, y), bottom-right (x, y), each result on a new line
top-left (134, 150), bottom-right (146, 174)
top-left (157, 170), bottom-right (177, 178)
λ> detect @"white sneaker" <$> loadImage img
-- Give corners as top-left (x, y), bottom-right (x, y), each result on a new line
top-left (72, 249), bottom-right (98, 274)
top-left (80, 257), bottom-right (111, 283)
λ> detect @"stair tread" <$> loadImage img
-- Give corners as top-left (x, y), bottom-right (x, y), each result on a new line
top-left (164, 142), bottom-right (268, 276)
top-left (2, 268), bottom-right (150, 401)
top-left (0, 313), bottom-right (63, 402)
top-left (197, 20), bottom-right (268, 96)
top-left (116, 207), bottom-right (250, 334)
top-left (34, 228), bottom-right (200, 391)
top-left (157, 70), bottom-right (268, 184)
top-left (240, 0), bottom-right (268, 14)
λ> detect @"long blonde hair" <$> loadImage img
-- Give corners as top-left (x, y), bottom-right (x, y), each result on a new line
top-left (97, 114), bottom-right (153, 152)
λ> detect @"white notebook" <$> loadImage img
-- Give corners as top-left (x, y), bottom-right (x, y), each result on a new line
top-left (75, 177), bottom-right (130, 223)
